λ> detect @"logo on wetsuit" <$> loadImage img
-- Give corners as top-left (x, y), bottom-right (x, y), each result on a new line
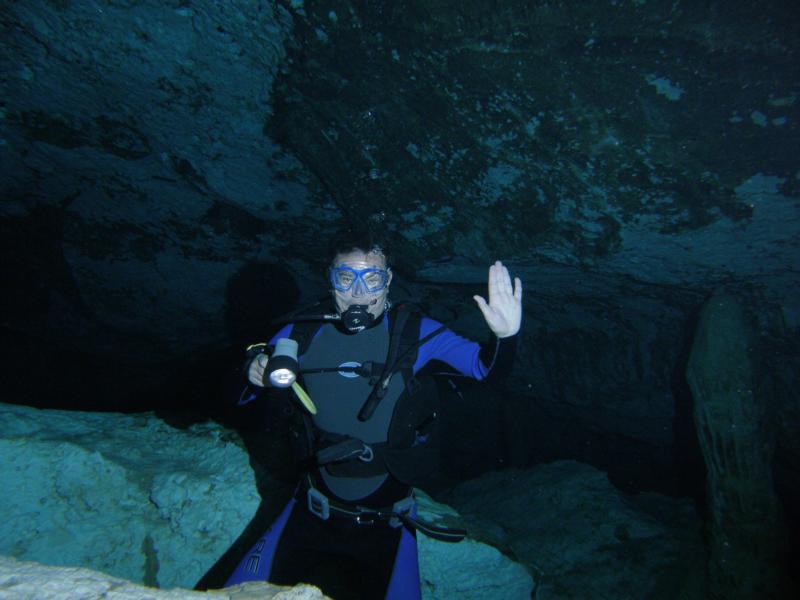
top-left (338, 361), bottom-right (361, 378)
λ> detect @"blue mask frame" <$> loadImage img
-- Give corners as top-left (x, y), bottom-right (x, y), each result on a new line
top-left (330, 265), bottom-right (390, 293)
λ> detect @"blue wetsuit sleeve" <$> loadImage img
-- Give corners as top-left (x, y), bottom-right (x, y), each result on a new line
top-left (412, 317), bottom-right (488, 380)
top-left (269, 323), bottom-right (295, 345)
top-left (236, 323), bottom-right (294, 405)
top-left (412, 317), bottom-right (518, 382)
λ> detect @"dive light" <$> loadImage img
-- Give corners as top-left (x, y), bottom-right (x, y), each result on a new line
top-left (266, 338), bottom-right (299, 388)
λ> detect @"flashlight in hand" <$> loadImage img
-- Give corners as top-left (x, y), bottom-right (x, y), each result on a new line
top-left (253, 338), bottom-right (315, 414)
top-left (265, 338), bottom-right (299, 388)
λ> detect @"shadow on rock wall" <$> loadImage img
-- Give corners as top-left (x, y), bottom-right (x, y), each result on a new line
top-left (157, 261), bottom-right (302, 426)
top-left (224, 261), bottom-right (301, 354)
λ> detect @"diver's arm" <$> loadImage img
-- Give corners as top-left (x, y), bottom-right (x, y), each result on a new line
top-left (237, 384), bottom-right (264, 406)
top-left (236, 353), bottom-right (269, 405)
top-left (437, 259), bottom-right (520, 381)
top-left (477, 333), bottom-right (518, 383)
top-left (415, 319), bottom-right (515, 381)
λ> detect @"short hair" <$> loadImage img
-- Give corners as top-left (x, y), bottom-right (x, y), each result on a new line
top-left (328, 227), bottom-right (391, 267)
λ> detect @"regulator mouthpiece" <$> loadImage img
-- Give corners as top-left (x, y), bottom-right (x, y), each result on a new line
top-left (267, 338), bottom-right (299, 388)
top-left (340, 304), bottom-right (374, 332)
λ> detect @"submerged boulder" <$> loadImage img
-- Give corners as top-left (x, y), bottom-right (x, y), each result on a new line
top-left (0, 555), bottom-right (329, 600)
top-left (416, 492), bottom-right (534, 599)
top-left (444, 460), bottom-right (705, 600)
top-left (0, 403), bottom-right (533, 598)
top-left (0, 402), bottom-right (261, 589)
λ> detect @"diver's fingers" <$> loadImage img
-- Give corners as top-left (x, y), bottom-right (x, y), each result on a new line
top-left (491, 260), bottom-right (512, 290)
top-left (496, 261), bottom-right (512, 296)
top-left (248, 355), bottom-right (268, 387)
top-left (473, 294), bottom-right (491, 319)
top-left (487, 261), bottom-right (501, 304)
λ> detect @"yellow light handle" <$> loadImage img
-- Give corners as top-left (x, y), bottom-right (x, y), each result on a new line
top-left (291, 381), bottom-right (317, 414)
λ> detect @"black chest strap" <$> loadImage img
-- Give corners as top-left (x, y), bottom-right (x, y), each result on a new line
top-left (358, 308), bottom-right (445, 422)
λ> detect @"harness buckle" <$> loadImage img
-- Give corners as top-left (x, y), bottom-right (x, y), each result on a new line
top-left (354, 510), bottom-right (378, 526)
top-left (357, 444), bottom-right (374, 462)
top-left (307, 486), bottom-right (330, 520)
top-left (389, 495), bottom-right (415, 529)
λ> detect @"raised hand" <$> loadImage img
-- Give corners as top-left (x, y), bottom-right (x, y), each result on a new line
top-left (473, 261), bottom-right (522, 338)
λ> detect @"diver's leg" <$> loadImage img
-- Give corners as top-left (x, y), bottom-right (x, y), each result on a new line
top-left (224, 497), bottom-right (297, 586)
top-left (384, 526), bottom-right (421, 600)
top-left (269, 504), bottom-right (365, 598)
top-left (270, 507), bottom-right (406, 600)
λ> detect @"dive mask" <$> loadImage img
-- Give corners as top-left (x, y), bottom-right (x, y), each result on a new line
top-left (330, 265), bottom-right (390, 294)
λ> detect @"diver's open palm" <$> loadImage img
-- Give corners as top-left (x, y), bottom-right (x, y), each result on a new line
top-left (473, 261), bottom-right (522, 338)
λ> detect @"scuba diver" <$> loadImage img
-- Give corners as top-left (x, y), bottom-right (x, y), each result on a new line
top-left (226, 228), bottom-right (522, 599)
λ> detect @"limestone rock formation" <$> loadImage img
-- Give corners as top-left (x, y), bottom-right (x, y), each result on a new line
top-left (0, 403), bottom-right (534, 599)
top-left (687, 292), bottom-right (791, 598)
top-left (0, 555), bottom-right (329, 600)
top-left (0, 403), bottom-right (262, 589)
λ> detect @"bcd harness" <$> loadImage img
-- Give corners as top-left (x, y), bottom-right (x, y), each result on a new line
top-left (285, 303), bottom-right (447, 484)
top-left (252, 302), bottom-right (466, 542)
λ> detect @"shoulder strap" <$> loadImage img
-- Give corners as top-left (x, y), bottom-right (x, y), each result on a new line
top-left (397, 306), bottom-right (423, 372)
top-left (385, 304), bottom-right (413, 371)
top-left (289, 320), bottom-right (322, 356)
top-left (357, 304), bottom-right (428, 422)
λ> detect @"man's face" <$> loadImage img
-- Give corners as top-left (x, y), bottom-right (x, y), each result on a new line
top-left (330, 249), bottom-right (392, 320)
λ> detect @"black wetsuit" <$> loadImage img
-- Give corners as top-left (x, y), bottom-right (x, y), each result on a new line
top-left (227, 312), bottom-right (516, 599)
